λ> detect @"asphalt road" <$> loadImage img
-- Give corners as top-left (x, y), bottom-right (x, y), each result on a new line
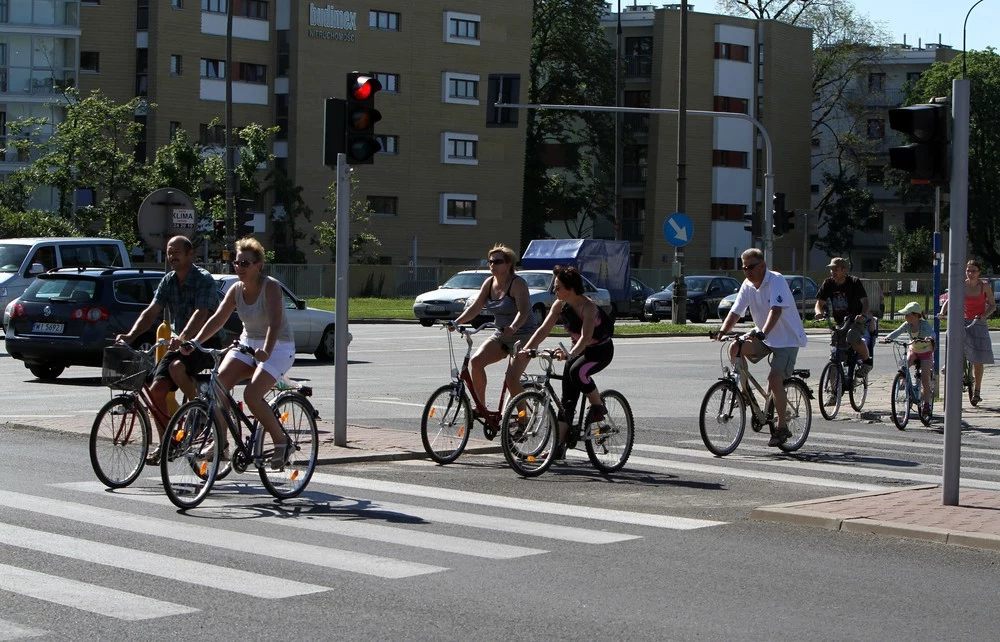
top-left (3, 327), bottom-right (1000, 640)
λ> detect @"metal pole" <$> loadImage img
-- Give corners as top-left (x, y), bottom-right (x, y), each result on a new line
top-left (933, 186), bottom-right (942, 394)
top-left (615, 0), bottom-right (622, 242)
top-left (943, 78), bottom-right (970, 505)
top-left (334, 154), bottom-right (351, 447)
top-left (963, 0), bottom-right (986, 79)
top-left (672, 0), bottom-right (688, 324)
top-left (802, 210), bottom-right (808, 319)
top-left (224, 0), bottom-right (234, 244)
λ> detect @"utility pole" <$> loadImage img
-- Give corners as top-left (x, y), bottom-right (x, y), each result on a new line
top-left (671, 0), bottom-right (689, 324)
top-left (614, 0), bottom-right (623, 242)
top-left (224, 0), bottom-right (235, 257)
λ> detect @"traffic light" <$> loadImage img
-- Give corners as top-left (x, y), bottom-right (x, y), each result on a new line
top-left (212, 219), bottom-right (225, 240)
top-left (323, 98), bottom-right (346, 166)
top-left (887, 101), bottom-right (950, 184)
top-left (345, 72), bottom-right (382, 164)
top-left (743, 210), bottom-right (761, 238)
top-left (772, 192), bottom-right (787, 238)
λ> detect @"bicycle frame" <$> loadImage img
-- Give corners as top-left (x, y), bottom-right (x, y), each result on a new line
top-left (891, 341), bottom-right (923, 404)
top-left (521, 353), bottom-right (595, 446)
top-left (444, 322), bottom-right (522, 432)
top-left (717, 337), bottom-right (771, 425)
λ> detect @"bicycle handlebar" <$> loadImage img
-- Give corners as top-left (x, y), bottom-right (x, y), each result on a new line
top-left (442, 321), bottom-right (499, 336)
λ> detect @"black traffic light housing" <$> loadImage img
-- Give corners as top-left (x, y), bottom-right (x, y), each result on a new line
top-left (743, 210), bottom-right (761, 238)
top-left (323, 97), bottom-right (346, 166)
top-left (212, 219), bottom-right (225, 240)
top-left (345, 72), bottom-right (382, 164)
top-left (887, 101), bottom-right (950, 184)
top-left (772, 192), bottom-right (788, 238)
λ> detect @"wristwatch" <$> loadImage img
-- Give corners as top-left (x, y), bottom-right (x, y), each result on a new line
top-left (754, 330), bottom-right (766, 340)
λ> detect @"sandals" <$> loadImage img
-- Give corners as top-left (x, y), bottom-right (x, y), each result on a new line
top-left (145, 446), bottom-right (161, 466)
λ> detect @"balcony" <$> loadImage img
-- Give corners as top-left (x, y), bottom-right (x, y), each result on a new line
top-left (623, 164), bottom-right (647, 187)
top-left (624, 55), bottom-right (652, 79)
top-left (623, 112), bottom-right (649, 135)
top-left (3, 68), bottom-right (75, 97)
top-left (846, 87), bottom-right (906, 109)
top-left (620, 217), bottom-right (645, 243)
top-left (1, 0), bottom-right (80, 27)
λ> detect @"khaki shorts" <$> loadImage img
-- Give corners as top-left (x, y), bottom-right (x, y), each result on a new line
top-left (487, 328), bottom-right (535, 355)
top-left (745, 342), bottom-right (799, 379)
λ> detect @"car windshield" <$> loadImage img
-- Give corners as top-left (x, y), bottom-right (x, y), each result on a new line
top-left (441, 273), bottom-right (490, 289)
top-left (22, 277), bottom-right (98, 303)
top-left (520, 273), bottom-right (553, 290)
top-left (0, 244), bottom-right (30, 273)
top-left (663, 277), bottom-right (712, 293)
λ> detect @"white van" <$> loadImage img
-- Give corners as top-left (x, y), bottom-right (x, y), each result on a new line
top-left (0, 237), bottom-right (131, 323)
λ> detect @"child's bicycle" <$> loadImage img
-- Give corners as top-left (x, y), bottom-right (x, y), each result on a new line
top-left (90, 341), bottom-right (172, 488)
top-left (500, 346), bottom-right (634, 477)
top-left (699, 332), bottom-right (813, 456)
top-left (885, 337), bottom-right (934, 429)
top-left (160, 341), bottom-right (319, 509)
top-left (817, 316), bottom-right (871, 419)
top-left (420, 322), bottom-right (534, 464)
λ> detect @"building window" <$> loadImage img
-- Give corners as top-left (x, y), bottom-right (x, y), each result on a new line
top-left (201, 58), bottom-right (226, 79)
top-left (442, 194), bottom-right (477, 224)
top-left (810, 184), bottom-right (820, 193)
top-left (811, 137), bottom-right (820, 147)
top-left (868, 72), bottom-right (886, 92)
top-left (237, 62), bottom-right (267, 84)
top-left (242, 0), bottom-right (267, 19)
top-left (486, 74), bottom-right (519, 126)
top-left (866, 165), bottom-right (885, 184)
top-left (135, 48), bottom-right (148, 96)
top-left (169, 55), bottom-right (182, 76)
top-left (202, 0), bottom-right (225, 12)
top-left (444, 11), bottom-right (480, 45)
top-left (374, 72), bottom-right (399, 94)
top-left (199, 123), bottom-right (226, 146)
top-left (370, 10), bottom-right (400, 31)
top-left (367, 195), bottom-right (398, 216)
top-left (714, 42), bottom-right (750, 62)
top-left (713, 95), bottom-right (749, 114)
top-left (712, 149), bottom-right (748, 168)
top-left (274, 94), bottom-right (288, 141)
top-left (169, 121), bottom-right (181, 139)
top-left (442, 72), bottom-right (480, 105)
top-left (711, 204), bottom-right (746, 221)
top-left (906, 71), bottom-right (922, 84)
top-left (442, 132), bottom-right (478, 165)
top-left (172, 0), bottom-right (183, 7)
top-left (710, 258), bottom-right (737, 270)
top-left (80, 51), bottom-right (99, 73)
top-left (624, 36), bottom-right (652, 77)
top-left (276, 30), bottom-right (290, 76)
top-left (136, 0), bottom-right (148, 30)
top-left (867, 118), bottom-right (884, 139)
top-left (375, 134), bottom-right (398, 154)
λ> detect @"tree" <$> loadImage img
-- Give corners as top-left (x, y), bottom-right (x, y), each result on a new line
top-left (522, 0), bottom-right (617, 245)
top-left (812, 171), bottom-right (881, 258)
top-left (266, 169), bottom-right (312, 264)
top-left (313, 174), bottom-right (381, 263)
top-left (0, 208), bottom-right (82, 238)
top-left (881, 224), bottom-right (932, 272)
top-left (907, 49), bottom-right (1000, 271)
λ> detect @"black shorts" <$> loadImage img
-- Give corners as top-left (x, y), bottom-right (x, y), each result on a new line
top-left (150, 337), bottom-right (222, 390)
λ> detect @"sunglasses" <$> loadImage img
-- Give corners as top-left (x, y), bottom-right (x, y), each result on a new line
top-left (232, 259), bottom-right (258, 268)
top-left (742, 262), bottom-right (761, 271)
top-left (487, 259), bottom-right (507, 265)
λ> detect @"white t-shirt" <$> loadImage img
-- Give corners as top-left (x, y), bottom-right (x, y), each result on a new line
top-left (731, 270), bottom-right (808, 349)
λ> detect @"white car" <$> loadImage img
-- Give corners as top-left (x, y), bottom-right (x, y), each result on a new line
top-left (213, 275), bottom-right (350, 361)
top-left (413, 269), bottom-right (612, 327)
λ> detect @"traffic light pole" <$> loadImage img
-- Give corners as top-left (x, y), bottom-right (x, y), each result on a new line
top-left (333, 153), bottom-right (351, 446)
top-left (496, 102), bottom-right (777, 266)
top-left (942, 79), bottom-right (970, 505)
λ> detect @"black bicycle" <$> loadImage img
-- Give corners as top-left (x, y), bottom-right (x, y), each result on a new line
top-left (817, 316), bottom-right (872, 420)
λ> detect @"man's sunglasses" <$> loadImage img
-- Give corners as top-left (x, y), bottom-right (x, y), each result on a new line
top-left (742, 262), bottom-right (761, 271)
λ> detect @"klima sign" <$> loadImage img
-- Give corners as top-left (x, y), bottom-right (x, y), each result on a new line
top-left (309, 3), bottom-right (357, 41)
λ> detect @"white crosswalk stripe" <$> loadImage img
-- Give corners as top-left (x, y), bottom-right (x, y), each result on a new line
top-left (0, 618), bottom-right (47, 640)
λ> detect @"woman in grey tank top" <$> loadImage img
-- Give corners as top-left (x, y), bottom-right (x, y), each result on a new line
top-left (451, 243), bottom-right (537, 412)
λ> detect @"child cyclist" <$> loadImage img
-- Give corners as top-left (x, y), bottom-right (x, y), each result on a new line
top-left (881, 301), bottom-right (935, 416)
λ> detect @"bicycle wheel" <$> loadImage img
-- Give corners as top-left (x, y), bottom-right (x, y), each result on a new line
top-left (586, 389), bottom-right (634, 473)
top-left (890, 371), bottom-right (910, 430)
top-left (818, 362), bottom-right (842, 420)
top-left (161, 400), bottom-right (221, 509)
top-left (501, 389), bottom-right (557, 477)
top-left (259, 393), bottom-right (319, 499)
top-left (89, 394), bottom-right (150, 488)
top-left (699, 380), bottom-right (746, 456)
top-left (420, 384), bottom-right (472, 464)
top-left (848, 369), bottom-right (869, 412)
top-left (777, 379), bottom-right (812, 452)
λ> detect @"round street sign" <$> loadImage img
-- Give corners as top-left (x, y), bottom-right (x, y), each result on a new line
top-left (663, 212), bottom-right (693, 248)
top-left (137, 188), bottom-right (197, 249)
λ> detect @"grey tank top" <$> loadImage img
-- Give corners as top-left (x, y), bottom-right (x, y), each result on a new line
top-left (235, 276), bottom-right (294, 343)
top-left (482, 275), bottom-right (538, 333)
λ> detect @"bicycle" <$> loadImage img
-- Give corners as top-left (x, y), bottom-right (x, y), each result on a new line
top-left (816, 316), bottom-right (872, 420)
top-left (885, 337), bottom-right (934, 429)
top-left (420, 322), bottom-right (534, 464)
top-left (699, 332), bottom-right (813, 456)
top-left (90, 341), bottom-right (173, 488)
top-left (940, 318), bottom-right (979, 408)
top-left (500, 346), bottom-right (634, 477)
top-left (160, 342), bottom-right (319, 509)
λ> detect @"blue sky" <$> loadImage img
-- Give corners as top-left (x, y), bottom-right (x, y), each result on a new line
top-left (853, 0), bottom-right (997, 51)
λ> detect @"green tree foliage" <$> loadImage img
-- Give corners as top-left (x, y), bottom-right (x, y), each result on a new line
top-left (266, 169), bottom-right (312, 264)
top-left (314, 175), bottom-right (381, 263)
top-left (907, 49), bottom-right (1000, 270)
top-left (881, 224), bottom-right (932, 272)
top-left (812, 171), bottom-right (881, 258)
top-left (0, 208), bottom-right (82, 238)
top-left (522, 0), bottom-right (616, 245)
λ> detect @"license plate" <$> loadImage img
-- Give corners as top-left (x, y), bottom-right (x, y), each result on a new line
top-left (425, 307), bottom-right (445, 314)
top-left (31, 322), bottom-right (64, 334)
top-left (655, 301), bottom-right (671, 310)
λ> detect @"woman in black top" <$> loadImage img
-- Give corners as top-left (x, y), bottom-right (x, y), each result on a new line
top-left (520, 266), bottom-right (614, 460)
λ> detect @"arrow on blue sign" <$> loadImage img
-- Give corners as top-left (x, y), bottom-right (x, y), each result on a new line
top-left (663, 212), bottom-right (693, 248)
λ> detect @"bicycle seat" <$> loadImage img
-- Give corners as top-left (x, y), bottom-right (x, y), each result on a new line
top-left (792, 368), bottom-right (810, 379)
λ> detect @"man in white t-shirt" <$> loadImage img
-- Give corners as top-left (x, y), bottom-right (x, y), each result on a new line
top-left (715, 248), bottom-right (808, 447)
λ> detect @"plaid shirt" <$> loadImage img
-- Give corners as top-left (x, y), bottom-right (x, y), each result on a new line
top-left (153, 264), bottom-right (220, 336)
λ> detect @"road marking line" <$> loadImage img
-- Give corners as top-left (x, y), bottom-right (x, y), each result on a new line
top-left (0, 491), bottom-right (443, 579)
top-left (0, 523), bottom-right (329, 598)
top-left (308, 473), bottom-right (724, 530)
top-left (0, 618), bottom-right (47, 639)
top-left (57, 482), bottom-right (547, 560)
top-left (0, 563), bottom-right (197, 621)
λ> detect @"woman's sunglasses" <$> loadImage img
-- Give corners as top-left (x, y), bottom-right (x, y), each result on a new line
top-left (233, 260), bottom-right (258, 268)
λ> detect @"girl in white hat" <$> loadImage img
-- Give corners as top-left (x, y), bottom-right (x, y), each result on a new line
top-left (882, 302), bottom-right (934, 416)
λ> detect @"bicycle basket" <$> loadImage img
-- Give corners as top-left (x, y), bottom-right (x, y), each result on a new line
top-left (102, 345), bottom-right (154, 391)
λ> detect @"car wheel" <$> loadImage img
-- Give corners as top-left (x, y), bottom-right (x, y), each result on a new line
top-left (419, 319), bottom-right (435, 327)
top-left (691, 303), bottom-right (708, 323)
top-left (532, 304), bottom-right (546, 327)
top-left (314, 325), bottom-right (336, 361)
top-left (29, 364), bottom-right (65, 380)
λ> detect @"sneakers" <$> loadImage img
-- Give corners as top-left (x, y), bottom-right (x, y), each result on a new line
top-left (921, 403), bottom-right (932, 417)
top-left (552, 442), bottom-right (567, 463)
top-left (857, 361), bottom-right (873, 378)
top-left (584, 404), bottom-right (607, 426)
top-left (270, 440), bottom-right (295, 470)
top-left (768, 427), bottom-right (792, 447)
top-left (972, 392), bottom-right (982, 406)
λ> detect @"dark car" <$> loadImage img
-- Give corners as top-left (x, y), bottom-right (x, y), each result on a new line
top-left (717, 274), bottom-right (819, 320)
top-left (5, 267), bottom-right (165, 380)
top-left (643, 276), bottom-right (741, 323)
top-left (622, 276), bottom-right (655, 318)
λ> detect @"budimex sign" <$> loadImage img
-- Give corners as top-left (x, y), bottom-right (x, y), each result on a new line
top-left (308, 3), bottom-right (357, 42)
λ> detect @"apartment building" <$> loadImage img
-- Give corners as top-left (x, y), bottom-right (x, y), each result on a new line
top-left (809, 42), bottom-right (958, 272)
top-left (598, 4), bottom-right (812, 272)
top-left (73, 0), bottom-right (531, 265)
top-left (0, 0), bottom-right (81, 208)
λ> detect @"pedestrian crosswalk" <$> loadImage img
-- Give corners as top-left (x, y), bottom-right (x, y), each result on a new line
top-left (0, 472), bottom-right (722, 637)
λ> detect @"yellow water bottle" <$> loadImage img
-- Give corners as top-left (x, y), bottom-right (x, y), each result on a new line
top-left (155, 318), bottom-right (179, 414)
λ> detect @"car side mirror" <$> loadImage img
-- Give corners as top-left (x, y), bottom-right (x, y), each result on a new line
top-left (296, 299), bottom-right (306, 310)
top-left (27, 262), bottom-right (45, 276)
top-left (792, 288), bottom-right (802, 296)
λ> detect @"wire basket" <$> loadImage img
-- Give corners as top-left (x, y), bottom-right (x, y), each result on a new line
top-left (102, 344), bottom-right (154, 391)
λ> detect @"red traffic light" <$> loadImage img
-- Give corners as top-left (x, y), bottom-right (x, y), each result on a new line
top-left (348, 74), bottom-right (381, 101)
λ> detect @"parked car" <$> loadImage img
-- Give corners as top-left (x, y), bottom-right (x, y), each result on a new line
top-left (644, 276), bottom-right (741, 323)
top-left (413, 269), bottom-right (612, 327)
top-left (717, 274), bottom-right (819, 321)
top-left (621, 276), bottom-right (655, 318)
top-left (5, 268), bottom-right (164, 379)
top-left (212, 275), bottom-right (350, 361)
